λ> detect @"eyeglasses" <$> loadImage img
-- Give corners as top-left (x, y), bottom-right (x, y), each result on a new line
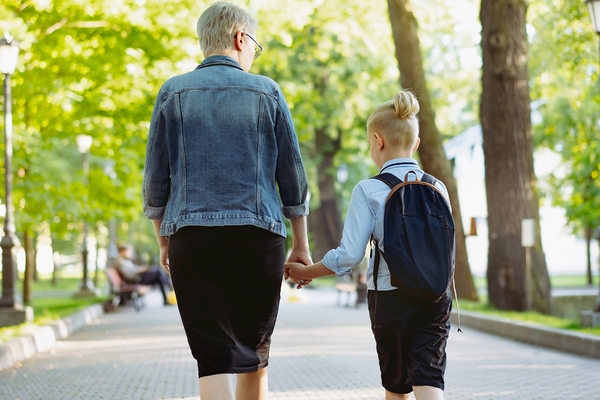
top-left (245, 33), bottom-right (263, 60)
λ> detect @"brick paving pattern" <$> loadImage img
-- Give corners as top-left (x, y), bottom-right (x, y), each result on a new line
top-left (0, 288), bottom-right (598, 399)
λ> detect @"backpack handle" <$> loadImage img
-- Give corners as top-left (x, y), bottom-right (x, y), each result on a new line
top-left (404, 171), bottom-right (418, 182)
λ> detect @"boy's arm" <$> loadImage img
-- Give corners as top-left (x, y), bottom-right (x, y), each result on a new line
top-left (286, 261), bottom-right (335, 281)
top-left (286, 182), bottom-right (374, 287)
top-left (321, 183), bottom-right (375, 276)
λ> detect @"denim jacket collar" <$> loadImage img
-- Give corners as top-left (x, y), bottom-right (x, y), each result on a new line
top-left (195, 55), bottom-right (245, 72)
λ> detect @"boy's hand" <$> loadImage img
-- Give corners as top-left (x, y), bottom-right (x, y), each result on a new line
top-left (285, 261), bottom-right (312, 289)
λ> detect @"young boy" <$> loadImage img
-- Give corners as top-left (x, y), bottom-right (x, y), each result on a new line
top-left (285, 90), bottom-right (452, 400)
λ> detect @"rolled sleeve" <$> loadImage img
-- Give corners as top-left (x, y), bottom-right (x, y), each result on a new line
top-left (282, 200), bottom-right (309, 219)
top-left (143, 205), bottom-right (166, 220)
top-left (321, 183), bottom-right (374, 276)
top-left (142, 86), bottom-right (171, 220)
top-left (274, 86), bottom-right (309, 219)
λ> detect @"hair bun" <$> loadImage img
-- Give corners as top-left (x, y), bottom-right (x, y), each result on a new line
top-left (393, 91), bottom-right (420, 120)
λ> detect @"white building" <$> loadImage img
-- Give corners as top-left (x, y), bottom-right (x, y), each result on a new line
top-left (444, 125), bottom-right (598, 277)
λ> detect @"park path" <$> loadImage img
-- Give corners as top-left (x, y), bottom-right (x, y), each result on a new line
top-left (0, 287), bottom-right (598, 400)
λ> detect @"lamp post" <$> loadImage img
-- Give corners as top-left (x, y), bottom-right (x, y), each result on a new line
top-left (582, 0), bottom-right (600, 327)
top-left (103, 160), bottom-right (118, 270)
top-left (0, 32), bottom-right (25, 327)
top-left (74, 134), bottom-right (94, 298)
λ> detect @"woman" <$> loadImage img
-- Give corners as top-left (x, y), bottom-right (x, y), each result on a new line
top-left (142, 2), bottom-right (312, 399)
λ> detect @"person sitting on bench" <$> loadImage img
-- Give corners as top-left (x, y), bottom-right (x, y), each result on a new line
top-left (115, 244), bottom-right (174, 306)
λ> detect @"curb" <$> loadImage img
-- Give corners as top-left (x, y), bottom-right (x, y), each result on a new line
top-left (451, 309), bottom-right (600, 359)
top-left (0, 303), bottom-right (104, 371)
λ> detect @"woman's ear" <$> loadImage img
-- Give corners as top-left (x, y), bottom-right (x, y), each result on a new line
top-left (234, 30), bottom-right (245, 51)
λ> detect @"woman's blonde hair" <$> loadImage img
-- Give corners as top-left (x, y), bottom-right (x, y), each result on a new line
top-left (367, 90), bottom-right (420, 150)
top-left (197, 1), bottom-right (258, 56)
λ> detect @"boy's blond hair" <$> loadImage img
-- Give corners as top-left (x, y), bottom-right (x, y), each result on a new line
top-left (197, 1), bottom-right (258, 57)
top-left (367, 90), bottom-right (420, 150)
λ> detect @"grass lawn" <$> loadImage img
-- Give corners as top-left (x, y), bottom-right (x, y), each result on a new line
top-left (457, 298), bottom-right (600, 337)
top-left (1, 272), bottom-right (109, 294)
top-left (0, 295), bottom-right (107, 344)
top-left (473, 275), bottom-right (598, 290)
top-left (550, 274), bottom-right (599, 288)
top-left (0, 274), bottom-right (108, 344)
top-left (312, 274), bottom-right (599, 290)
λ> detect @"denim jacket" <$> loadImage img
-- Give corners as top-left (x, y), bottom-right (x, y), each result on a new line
top-left (143, 55), bottom-right (309, 237)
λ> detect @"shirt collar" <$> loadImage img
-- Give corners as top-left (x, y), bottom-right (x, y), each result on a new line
top-left (195, 55), bottom-right (245, 71)
top-left (380, 158), bottom-right (420, 173)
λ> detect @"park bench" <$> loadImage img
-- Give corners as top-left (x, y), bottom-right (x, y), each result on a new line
top-left (104, 267), bottom-right (150, 312)
top-left (335, 280), bottom-right (358, 307)
top-left (334, 271), bottom-right (368, 308)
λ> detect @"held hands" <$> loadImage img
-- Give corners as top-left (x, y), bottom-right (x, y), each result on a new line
top-left (285, 247), bottom-right (313, 289)
top-left (284, 261), bottom-right (312, 289)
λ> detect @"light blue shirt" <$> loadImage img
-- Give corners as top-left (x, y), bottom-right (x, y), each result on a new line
top-left (322, 158), bottom-right (451, 291)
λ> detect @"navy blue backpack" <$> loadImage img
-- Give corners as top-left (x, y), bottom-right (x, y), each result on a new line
top-left (371, 171), bottom-right (455, 301)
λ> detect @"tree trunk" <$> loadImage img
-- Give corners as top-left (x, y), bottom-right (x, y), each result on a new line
top-left (597, 239), bottom-right (600, 303)
top-left (94, 231), bottom-right (100, 288)
top-left (23, 229), bottom-right (34, 304)
top-left (586, 225), bottom-right (593, 285)
top-left (310, 126), bottom-right (343, 261)
top-left (52, 250), bottom-right (60, 286)
top-left (387, 0), bottom-right (478, 301)
top-left (32, 232), bottom-right (39, 281)
top-left (480, 0), bottom-right (551, 312)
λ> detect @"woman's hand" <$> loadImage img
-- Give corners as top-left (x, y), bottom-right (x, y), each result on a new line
top-left (152, 219), bottom-right (170, 274)
top-left (159, 242), bottom-right (170, 273)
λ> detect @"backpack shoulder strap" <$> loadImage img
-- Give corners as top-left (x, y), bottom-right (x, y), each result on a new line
top-left (371, 172), bottom-right (402, 189)
top-left (420, 173), bottom-right (438, 186)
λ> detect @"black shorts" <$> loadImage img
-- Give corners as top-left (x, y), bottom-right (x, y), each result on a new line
top-left (169, 225), bottom-right (285, 378)
top-left (368, 289), bottom-right (452, 394)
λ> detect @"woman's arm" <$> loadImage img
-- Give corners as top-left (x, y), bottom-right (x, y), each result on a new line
top-left (143, 86), bottom-right (170, 221)
top-left (286, 216), bottom-right (312, 265)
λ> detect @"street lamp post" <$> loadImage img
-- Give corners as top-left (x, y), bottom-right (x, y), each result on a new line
top-left (0, 32), bottom-right (25, 327)
top-left (74, 134), bottom-right (94, 298)
top-left (582, 0), bottom-right (600, 327)
top-left (103, 160), bottom-right (118, 270)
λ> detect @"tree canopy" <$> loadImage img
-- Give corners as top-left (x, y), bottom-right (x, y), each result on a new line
top-left (530, 0), bottom-right (600, 236)
top-left (0, 0), bottom-right (595, 300)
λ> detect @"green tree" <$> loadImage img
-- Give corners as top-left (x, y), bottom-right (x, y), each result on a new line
top-left (529, 0), bottom-right (600, 285)
top-left (0, 0), bottom-right (207, 294)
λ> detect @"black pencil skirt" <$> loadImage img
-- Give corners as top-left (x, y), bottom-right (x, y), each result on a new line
top-left (168, 225), bottom-right (285, 378)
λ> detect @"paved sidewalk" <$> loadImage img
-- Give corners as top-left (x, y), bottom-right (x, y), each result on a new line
top-left (0, 288), bottom-right (599, 399)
